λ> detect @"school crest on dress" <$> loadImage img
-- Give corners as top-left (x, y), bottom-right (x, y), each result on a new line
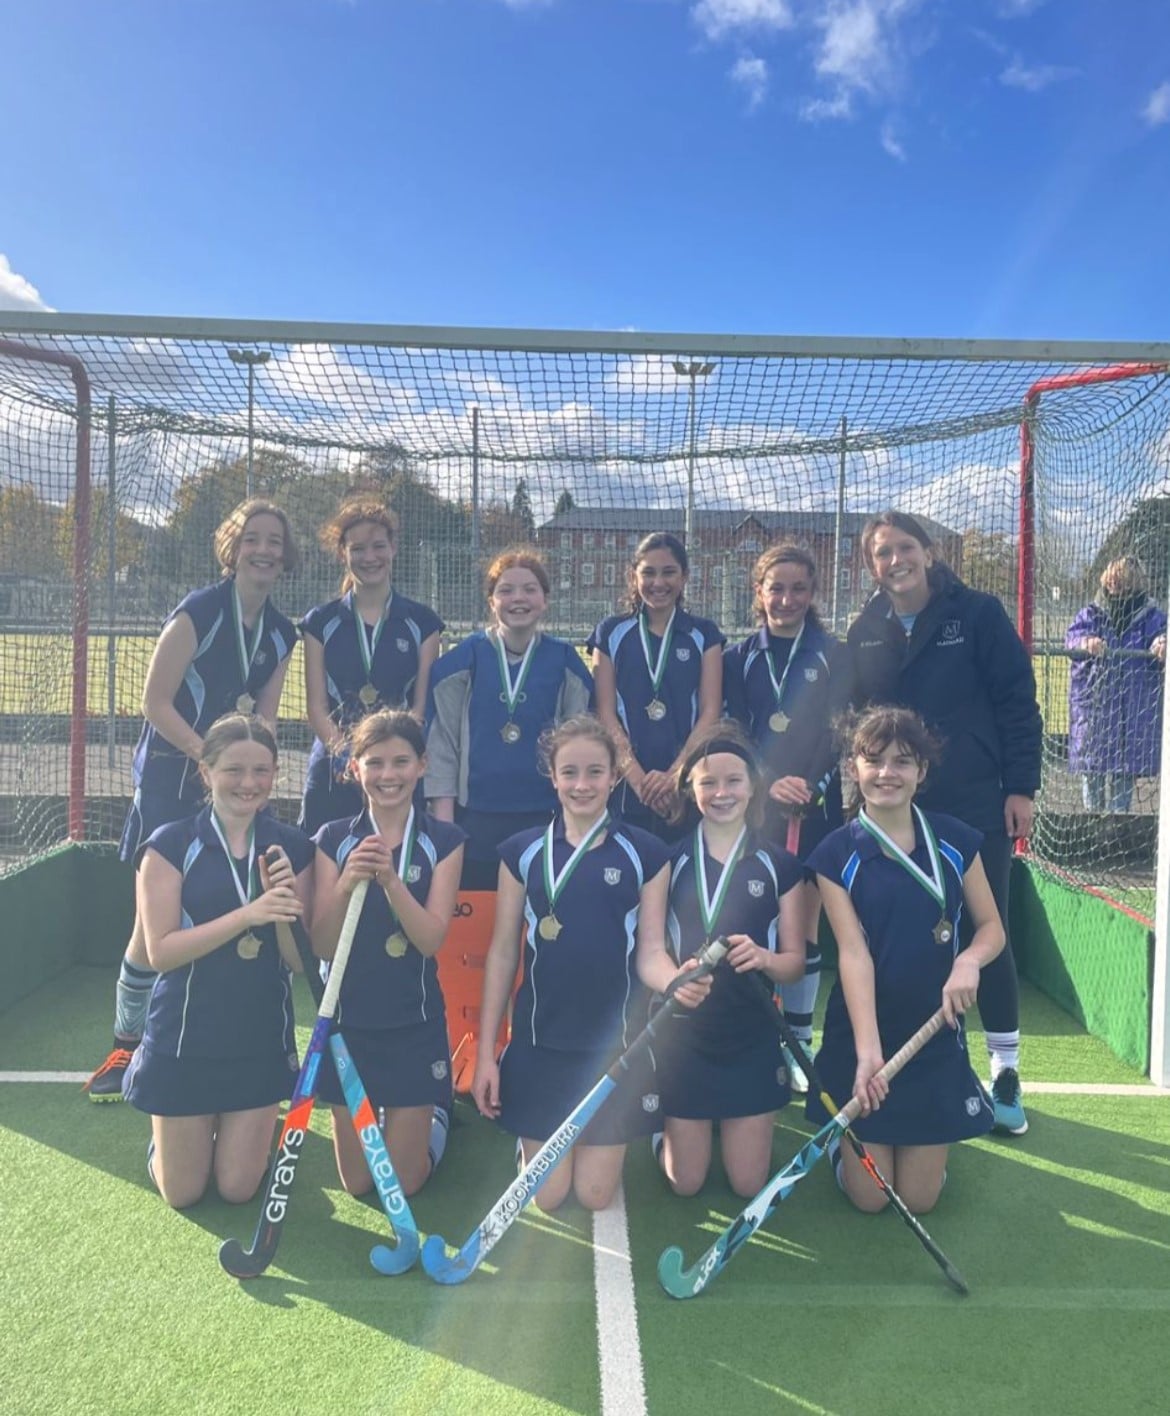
top-left (641, 1091), bottom-right (660, 1113)
top-left (804, 667), bottom-right (819, 681)
top-left (406, 864), bottom-right (422, 883)
top-left (965, 1095), bottom-right (982, 1116)
top-left (432, 1060), bottom-right (449, 1081)
top-left (748, 878), bottom-right (765, 897)
top-left (675, 646), bottom-right (691, 661)
top-left (604, 867), bottom-right (622, 886)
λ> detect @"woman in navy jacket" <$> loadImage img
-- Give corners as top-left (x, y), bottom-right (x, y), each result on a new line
top-left (847, 511), bottom-right (1041, 1137)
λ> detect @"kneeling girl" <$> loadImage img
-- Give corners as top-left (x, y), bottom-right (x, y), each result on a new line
top-left (312, 710), bottom-right (466, 1196)
top-left (658, 724), bottom-right (806, 1197)
top-left (472, 715), bottom-right (710, 1213)
top-left (806, 707), bottom-right (1005, 1213)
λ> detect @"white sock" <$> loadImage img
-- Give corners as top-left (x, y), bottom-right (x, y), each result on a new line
top-left (427, 1105), bottom-right (450, 1172)
top-left (984, 1032), bottom-right (1020, 1079)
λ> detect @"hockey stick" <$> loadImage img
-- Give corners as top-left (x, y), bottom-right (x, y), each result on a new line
top-left (218, 881), bottom-right (368, 1279)
top-left (748, 974), bottom-right (968, 1294)
top-left (420, 937), bottom-right (729, 1285)
top-left (326, 1031), bottom-right (420, 1275)
top-left (656, 1008), bottom-right (946, 1299)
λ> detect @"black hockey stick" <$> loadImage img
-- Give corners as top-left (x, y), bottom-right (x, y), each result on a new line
top-left (749, 972), bottom-right (968, 1295)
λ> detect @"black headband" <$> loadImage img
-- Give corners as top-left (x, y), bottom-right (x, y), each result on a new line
top-left (681, 738), bottom-right (758, 779)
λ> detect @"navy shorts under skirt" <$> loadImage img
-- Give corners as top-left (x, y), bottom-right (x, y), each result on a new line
top-left (497, 1033), bottom-right (660, 1146)
top-left (123, 1043), bottom-right (298, 1117)
top-left (658, 1025), bottom-right (792, 1121)
top-left (805, 1039), bottom-right (994, 1147)
top-left (316, 1016), bottom-right (453, 1111)
top-left (119, 789), bottom-right (200, 863)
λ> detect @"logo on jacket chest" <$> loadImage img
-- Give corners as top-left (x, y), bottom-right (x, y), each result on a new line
top-left (937, 619), bottom-right (965, 648)
top-left (804, 667), bottom-right (819, 682)
top-left (396, 637), bottom-right (411, 654)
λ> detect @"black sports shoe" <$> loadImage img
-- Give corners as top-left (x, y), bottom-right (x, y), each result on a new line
top-left (991, 1067), bottom-right (1028, 1136)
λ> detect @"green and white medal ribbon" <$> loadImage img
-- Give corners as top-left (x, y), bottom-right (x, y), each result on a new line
top-left (494, 630), bottom-right (537, 744)
top-left (760, 621), bottom-right (804, 733)
top-left (639, 608), bottom-right (676, 720)
top-left (209, 811), bottom-right (262, 960)
top-left (857, 804), bottom-right (954, 946)
top-left (369, 804), bottom-right (416, 957)
top-left (232, 584), bottom-right (265, 713)
top-left (350, 589), bottom-right (393, 708)
top-left (694, 823), bottom-right (747, 941)
top-left (537, 811), bottom-right (610, 941)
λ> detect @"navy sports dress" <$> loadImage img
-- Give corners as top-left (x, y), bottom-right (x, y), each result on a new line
top-left (495, 817), bottom-right (670, 1144)
top-left (119, 580), bottom-right (296, 859)
top-left (587, 608), bottom-right (724, 838)
top-left (123, 809), bottom-right (314, 1116)
top-left (662, 830), bottom-right (803, 1118)
top-left (299, 591), bottom-right (442, 833)
top-left (805, 812), bottom-right (994, 1145)
top-left (312, 810), bottom-right (466, 1109)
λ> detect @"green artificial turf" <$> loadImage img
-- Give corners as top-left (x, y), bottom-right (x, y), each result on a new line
top-left (1, 967), bottom-right (1167, 1415)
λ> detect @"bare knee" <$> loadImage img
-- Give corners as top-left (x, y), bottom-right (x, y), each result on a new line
top-left (844, 1178), bottom-right (891, 1215)
top-left (217, 1173), bottom-right (264, 1206)
top-left (157, 1176), bottom-right (210, 1209)
top-left (728, 1167), bottom-right (768, 1199)
top-left (665, 1170), bottom-right (706, 1198)
top-left (533, 1186), bottom-right (568, 1213)
top-left (575, 1179), bottom-right (620, 1211)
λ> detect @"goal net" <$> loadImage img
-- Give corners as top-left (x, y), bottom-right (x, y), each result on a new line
top-left (0, 318), bottom-right (1166, 928)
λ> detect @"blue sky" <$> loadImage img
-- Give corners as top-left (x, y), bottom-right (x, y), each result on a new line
top-left (1, 0), bottom-right (1168, 340)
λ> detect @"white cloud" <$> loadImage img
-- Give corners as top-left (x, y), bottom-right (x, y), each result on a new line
top-left (730, 54), bottom-right (770, 108)
top-left (0, 255), bottom-right (52, 312)
top-left (800, 0), bottom-right (920, 120)
top-left (1000, 56), bottom-right (1078, 92)
top-left (996, 0), bottom-right (1049, 15)
top-left (1142, 81), bottom-right (1170, 127)
top-left (692, 0), bottom-right (794, 43)
top-left (800, 91), bottom-right (853, 121)
top-left (880, 117), bottom-right (906, 160)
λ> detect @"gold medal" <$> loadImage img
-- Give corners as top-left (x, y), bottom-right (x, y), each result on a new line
top-left (385, 931), bottom-right (409, 958)
top-left (501, 721), bottom-right (522, 744)
top-left (237, 930), bottom-right (262, 960)
top-left (358, 683), bottom-right (378, 708)
top-left (932, 918), bottom-right (954, 947)
top-left (538, 913), bottom-right (562, 941)
top-left (769, 711), bottom-right (789, 733)
top-left (236, 692), bottom-right (256, 714)
top-left (646, 699), bottom-right (667, 721)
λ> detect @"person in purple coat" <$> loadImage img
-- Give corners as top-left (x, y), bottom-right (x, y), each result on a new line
top-left (1066, 557), bottom-right (1166, 813)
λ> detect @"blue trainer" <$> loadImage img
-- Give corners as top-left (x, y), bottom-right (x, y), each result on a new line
top-left (991, 1067), bottom-right (1028, 1136)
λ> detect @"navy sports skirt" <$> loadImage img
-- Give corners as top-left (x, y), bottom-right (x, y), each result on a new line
top-left (316, 1017), bottom-right (453, 1111)
top-left (123, 1043), bottom-right (297, 1117)
top-left (497, 1033), bottom-right (660, 1146)
top-left (119, 789), bottom-right (201, 863)
top-left (658, 1027), bottom-right (791, 1121)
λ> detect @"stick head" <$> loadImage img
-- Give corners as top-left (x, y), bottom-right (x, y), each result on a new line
top-left (369, 1235), bottom-right (420, 1276)
top-left (655, 1245), bottom-right (700, 1300)
top-left (420, 1232), bottom-right (477, 1285)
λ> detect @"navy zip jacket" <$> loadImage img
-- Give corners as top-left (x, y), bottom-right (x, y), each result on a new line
top-left (847, 571), bottom-right (1042, 833)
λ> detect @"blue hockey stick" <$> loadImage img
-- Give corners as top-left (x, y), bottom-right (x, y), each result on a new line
top-left (657, 1008), bottom-right (947, 1299)
top-left (327, 1031), bottom-right (420, 1275)
top-left (421, 938), bottom-right (729, 1285)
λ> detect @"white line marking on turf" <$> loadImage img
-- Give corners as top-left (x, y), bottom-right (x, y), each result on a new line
top-left (0, 1071), bottom-right (90, 1083)
top-left (593, 1181), bottom-right (647, 1416)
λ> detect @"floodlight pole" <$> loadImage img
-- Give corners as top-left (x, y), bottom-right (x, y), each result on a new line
top-left (673, 360), bottom-right (714, 549)
top-left (228, 348), bottom-right (271, 497)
